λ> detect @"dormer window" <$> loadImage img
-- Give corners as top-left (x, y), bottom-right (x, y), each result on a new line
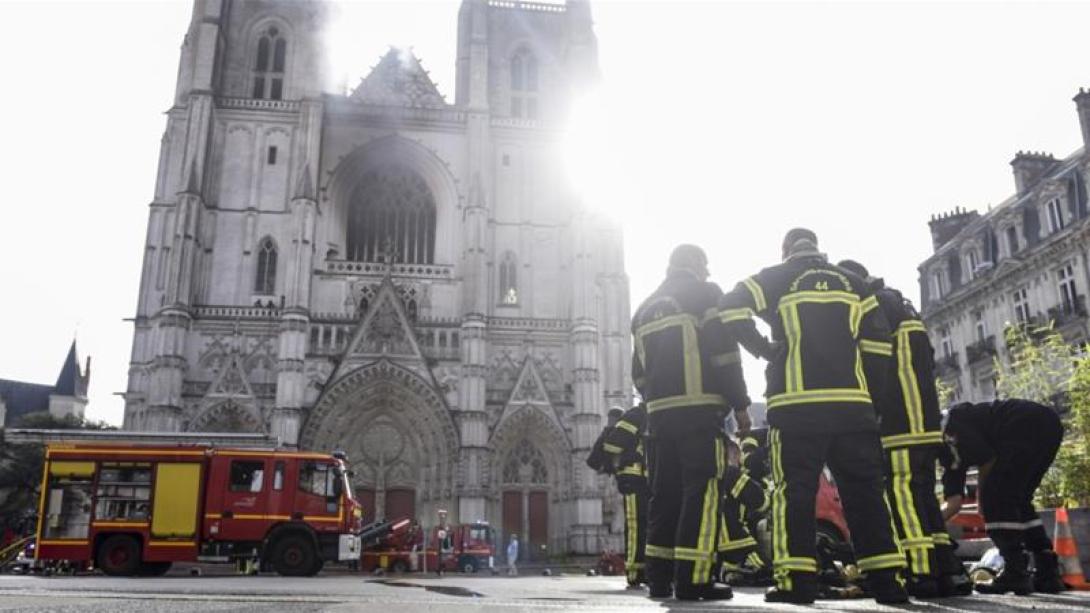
top-left (510, 49), bottom-right (538, 119)
top-left (931, 268), bottom-right (948, 301)
top-left (252, 26), bottom-right (287, 100)
top-left (965, 248), bottom-right (980, 281)
top-left (1005, 225), bottom-right (1020, 256)
top-left (1046, 197), bottom-right (1066, 234)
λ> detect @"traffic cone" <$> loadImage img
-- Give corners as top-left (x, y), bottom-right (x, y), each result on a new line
top-left (1054, 507), bottom-right (1090, 590)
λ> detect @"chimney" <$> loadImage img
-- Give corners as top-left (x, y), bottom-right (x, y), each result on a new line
top-left (928, 206), bottom-right (980, 251)
top-left (1075, 88), bottom-right (1090, 151)
top-left (1010, 151), bottom-right (1057, 195)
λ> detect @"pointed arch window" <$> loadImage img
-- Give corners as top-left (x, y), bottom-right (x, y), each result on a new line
top-left (252, 26), bottom-right (287, 100)
top-left (499, 251), bottom-right (518, 304)
top-left (255, 237), bottom-right (277, 294)
top-left (510, 49), bottom-right (538, 119)
top-left (346, 167), bottom-right (437, 264)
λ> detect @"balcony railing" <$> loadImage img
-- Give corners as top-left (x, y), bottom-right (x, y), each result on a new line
top-left (935, 352), bottom-right (960, 375)
top-left (966, 336), bottom-right (997, 364)
top-left (1047, 295), bottom-right (1087, 327)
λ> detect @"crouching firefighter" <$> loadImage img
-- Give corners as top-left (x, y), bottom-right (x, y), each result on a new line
top-left (837, 260), bottom-right (971, 598)
top-left (940, 399), bottom-right (1066, 595)
top-left (718, 228), bottom-right (908, 605)
top-left (632, 244), bottom-right (752, 601)
top-left (717, 436), bottom-right (770, 583)
top-left (602, 403), bottom-right (650, 588)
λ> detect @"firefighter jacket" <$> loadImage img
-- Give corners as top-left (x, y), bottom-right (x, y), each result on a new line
top-left (739, 429), bottom-right (769, 482)
top-left (718, 255), bottom-right (892, 433)
top-left (603, 404), bottom-right (648, 495)
top-left (868, 281), bottom-right (943, 449)
top-left (631, 270), bottom-right (750, 434)
top-left (586, 425), bottom-right (616, 475)
top-left (939, 400), bottom-right (1063, 498)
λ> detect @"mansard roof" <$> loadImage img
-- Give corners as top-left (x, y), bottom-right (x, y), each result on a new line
top-left (350, 47), bottom-right (447, 109)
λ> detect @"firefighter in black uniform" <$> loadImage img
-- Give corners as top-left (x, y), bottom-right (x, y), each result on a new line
top-left (601, 403), bottom-right (649, 588)
top-left (587, 408), bottom-right (625, 477)
top-left (837, 260), bottom-right (971, 598)
top-left (718, 228), bottom-right (907, 604)
top-left (717, 436), bottom-right (770, 582)
top-left (631, 244), bottom-right (751, 601)
top-left (940, 399), bottom-right (1065, 595)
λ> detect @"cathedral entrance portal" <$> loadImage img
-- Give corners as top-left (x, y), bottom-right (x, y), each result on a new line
top-left (300, 360), bottom-right (459, 524)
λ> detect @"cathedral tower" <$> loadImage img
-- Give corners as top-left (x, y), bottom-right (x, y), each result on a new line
top-left (126, 0), bottom-right (629, 556)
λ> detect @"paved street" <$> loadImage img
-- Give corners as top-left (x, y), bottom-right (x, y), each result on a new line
top-left (2, 570), bottom-right (1090, 612)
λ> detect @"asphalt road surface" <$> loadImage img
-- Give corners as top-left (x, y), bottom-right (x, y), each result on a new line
top-left (2, 570), bottom-right (1090, 612)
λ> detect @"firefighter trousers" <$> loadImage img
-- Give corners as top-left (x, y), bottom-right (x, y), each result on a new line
top-left (769, 427), bottom-right (904, 592)
top-left (718, 497), bottom-right (762, 571)
top-left (646, 430), bottom-right (724, 589)
top-left (982, 420), bottom-right (1063, 556)
top-left (885, 445), bottom-right (944, 577)
top-left (622, 489), bottom-right (648, 585)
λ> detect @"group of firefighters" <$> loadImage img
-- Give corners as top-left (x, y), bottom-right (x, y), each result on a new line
top-left (588, 228), bottom-right (1068, 604)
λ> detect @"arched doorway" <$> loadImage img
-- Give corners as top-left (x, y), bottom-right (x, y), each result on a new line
top-left (501, 440), bottom-right (549, 562)
top-left (299, 360), bottom-right (459, 525)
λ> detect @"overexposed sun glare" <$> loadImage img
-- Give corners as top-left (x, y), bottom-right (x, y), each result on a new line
top-left (563, 90), bottom-right (642, 223)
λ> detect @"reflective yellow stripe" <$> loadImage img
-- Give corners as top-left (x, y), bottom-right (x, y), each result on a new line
top-left (731, 473), bottom-right (751, 499)
top-left (681, 318), bottom-right (702, 395)
top-left (149, 541), bottom-right (196, 547)
top-left (646, 393), bottom-right (725, 412)
top-left (857, 553), bottom-right (906, 571)
top-left (635, 312), bottom-right (699, 338)
top-left (861, 295), bottom-right (879, 315)
top-left (773, 557), bottom-right (819, 571)
top-left (718, 536), bottom-right (758, 551)
top-left (92, 522), bottom-right (148, 528)
top-left (743, 277), bottom-right (766, 312)
top-left (900, 537), bottom-right (936, 548)
top-left (646, 544), bottom-right (674, 559)
top-left (603, 443), bottom-right (622, 454)
top-left (881, 431), bottom-right (943, 448)
top-left (619, 465), bottom-right (644, 477)
top-left (896, 327), bottom-right (925, 434)
top-left (782, 303), bottom-right (804, 393)
top-left (719, 307), bottom-right (754, 324)
top-left (898, 320), bottom-right (928, 334)
top-left (625, 494), bottom-right (638, 571)
top-left (38, 539), bottom-right (89, 546)
top-left (854, 346), bottom-right (868, 393)
top-left (711, 351), bottom-right (741, 366)
top-left (615, 420), bottom-right (638, 434)
top-left (767, 388), bottom-right (871, 408)
top-left (770, 428), bottom-right (793, 590)
top-left (691, 471), bottom-right (719, 583)
top-left (779, 290), bottom-right (859, 308)
top-left (932, 532), bottom-right (952, 546)
top-left (891, 449), bottom-right (930, 575)
top-left (860, 340), bottom-right (893, 356)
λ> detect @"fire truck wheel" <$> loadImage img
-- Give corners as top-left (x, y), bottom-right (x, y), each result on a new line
top-left (96, 535), bottom-right (142, 577)
top-left (458, 556), bottom-right (479, 574)
top-left (271, 534), bottom-right (318, 577)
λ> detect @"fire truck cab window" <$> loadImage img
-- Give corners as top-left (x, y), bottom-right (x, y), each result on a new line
top-left (229, 461), bottom-right (265, 493)
top-left (299, 461), bottom-right (336, 498)
top-left (273, 461), bottom-right (285, 491)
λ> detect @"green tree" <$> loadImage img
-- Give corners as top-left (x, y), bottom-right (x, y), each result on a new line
top-left (0, 412), bottom-right (114, 534)
top-left (993, 323), bottom-right (1090, 507)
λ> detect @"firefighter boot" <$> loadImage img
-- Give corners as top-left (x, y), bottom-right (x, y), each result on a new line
top-left (764, 573), bottom-right (818, 604)
top-left (905, 574), bottom-right (940, 599)
top-left (936, 544), bottom-right (972, 597)
top-left (976, 550), bottom-right (1032, 596)
top-left (1032, 550), bottom-right (1066, 594)
top-left (675, 583), bottom-right (733, 601)
top-left (868, 570), bottom-right (909, 604)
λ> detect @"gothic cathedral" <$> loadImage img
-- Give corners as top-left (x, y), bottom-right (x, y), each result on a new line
top-left (123, 0), bottom-right (630, 555)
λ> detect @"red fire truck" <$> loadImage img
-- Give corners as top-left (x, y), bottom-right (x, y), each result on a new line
top-left (361, 521), bottom-right (495, 574)
top-left (34, 443), bottom-right (363, 577)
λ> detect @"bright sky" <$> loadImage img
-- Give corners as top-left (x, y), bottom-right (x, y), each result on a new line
top-left (2, 0), bottom-right (1089, 426)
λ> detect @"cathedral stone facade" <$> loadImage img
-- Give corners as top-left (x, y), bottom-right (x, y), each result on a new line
top-left (123, 0), bottom-right (630, 555)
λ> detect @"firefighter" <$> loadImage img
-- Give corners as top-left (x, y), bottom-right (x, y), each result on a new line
top-left (717, 228), bottom-right (907, 605)
top-left (837, 259), bottom-right (971, 598)
top-left (631, 244), bottom-right (751, 601)
top-left (940, 399), bottom-right (1066, 595)
top-left (717, 436), bottom-right (770, 583)
top-left (586, 408), bottom-right (626, 476)
top-left (601, 403), bottom-right (650, 588)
